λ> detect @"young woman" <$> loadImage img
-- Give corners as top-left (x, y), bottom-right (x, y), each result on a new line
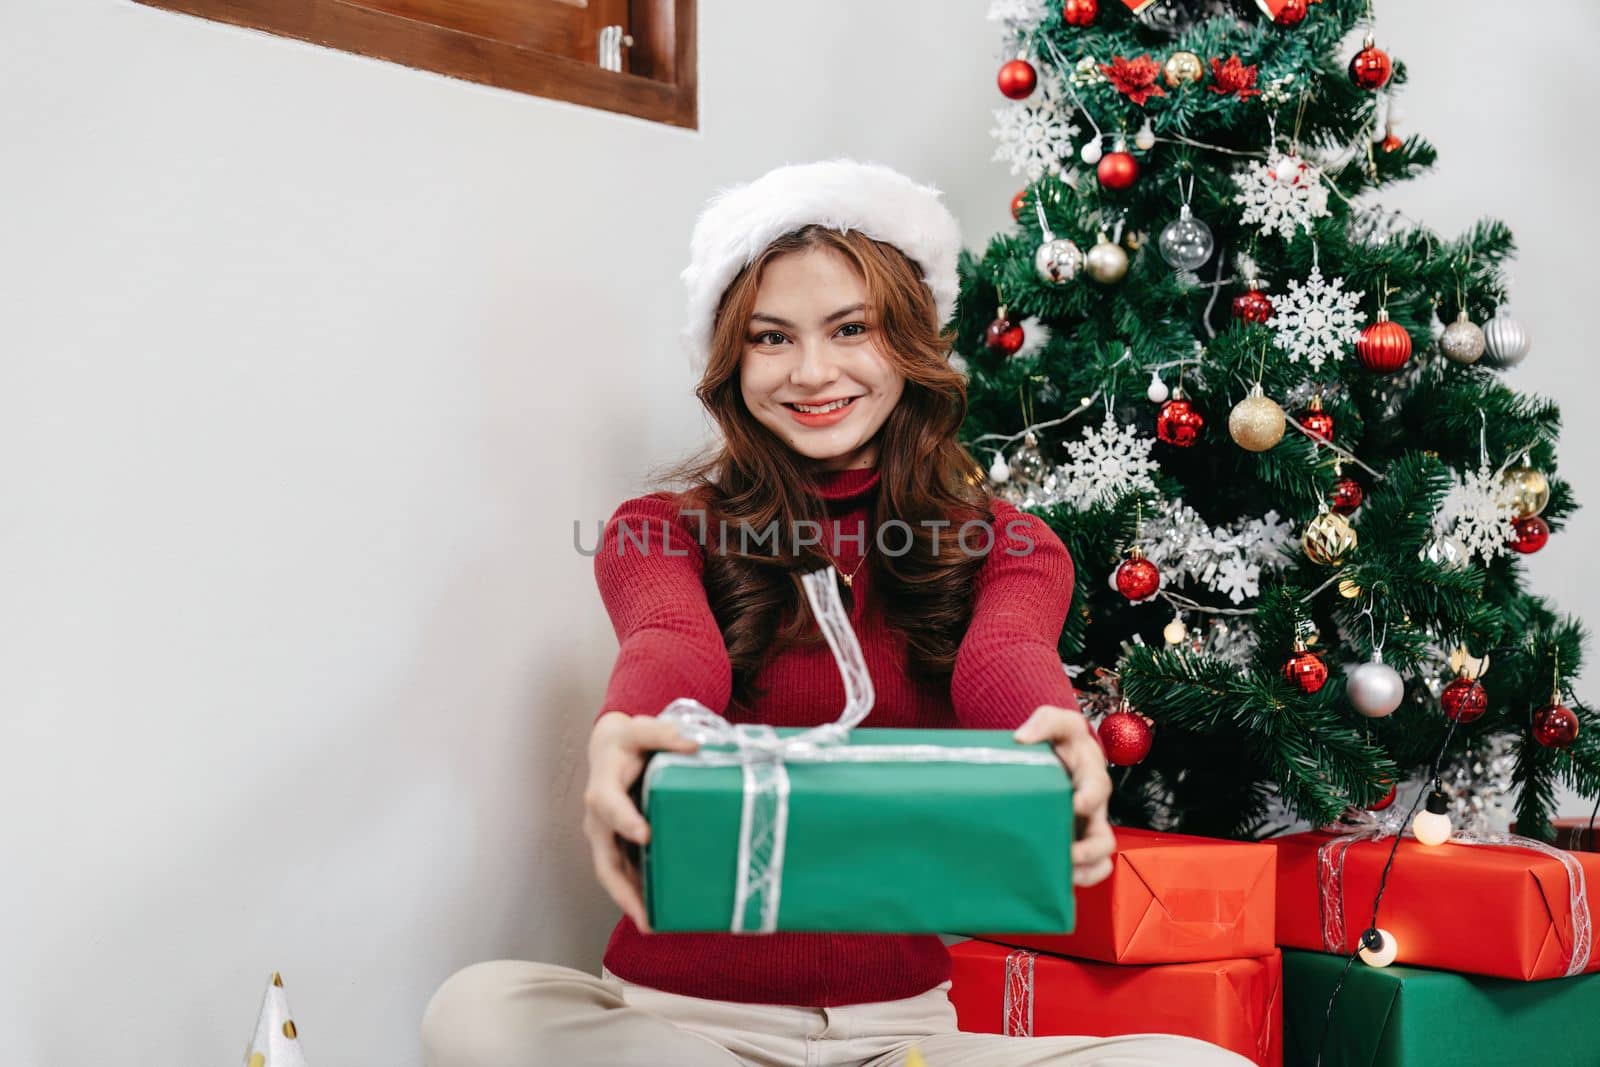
top-left (421, 160), bottom-right (1251, 1066)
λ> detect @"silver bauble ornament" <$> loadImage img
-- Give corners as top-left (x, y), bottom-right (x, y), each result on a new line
top-left (1086, 235), bottom-right (1130, 284)
top-left (1348, 656), bottom-right (1405, 718)
top-left (1158, 204), bottom-right (1215, 271)
top-left (1228, 383), bottom-right (1286, 452)
top-left (1482, 306), bottom-right (1530, 367)
top-left (1035, 237), bottom-right (1085, 284)
top-left (1009, 430), bottom-right (1048, 484)
top-left (1439, 309), bottom-right (1486, 365)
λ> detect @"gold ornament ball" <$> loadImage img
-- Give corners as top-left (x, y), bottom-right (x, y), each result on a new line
top-left (1500, 464), bottom-right (1550, 518)
top-left (1228, 385), bottom-right (1286, 452)
top-left (1339, 578), bottom-right (1363, 599)
top-left (1302, 510), bottom-right (1358, 566)
top-left (1086, 237), bottom-right (1129, 284)
top-left (1164, 51), bottom-right (1204, 87)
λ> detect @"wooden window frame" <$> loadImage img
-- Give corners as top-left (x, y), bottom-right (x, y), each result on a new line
top-left (132, 0), bottom-right (698, 129)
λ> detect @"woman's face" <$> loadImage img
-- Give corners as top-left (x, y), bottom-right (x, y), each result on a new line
top-left (739, 246), bottom-right (905, 471)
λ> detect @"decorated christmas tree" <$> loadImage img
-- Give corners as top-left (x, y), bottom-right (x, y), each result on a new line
top-left (960, 0), bottom-right (1598, 841)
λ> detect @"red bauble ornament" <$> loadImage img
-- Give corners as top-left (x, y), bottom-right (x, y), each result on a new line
top-left (1509, 515), bottom-right (1550, 554)
top-left (1273, 0), bottom-right (1309, 26)
top-left (1062, 0), bottom-right (1098, 26)
top-left (1368, 779), bottom-right (1397, 812)
top-left (1440, 675), bottom-right (1488, 723)
top-left (1533, 701), bottom-right (1580, 748)
top-left (1382, 132), bottom-right (1404, 152)
top-left (1283, 645), bottom-right (1329, 694)
top-left (1331, 477), bottom-right (1365, 515)
top-left (1010, 189), bottom-right (1029, 222)
top-left (1156, 395), bottom-right (1205, 447)
top-left (1301, 396), bottom-right (1334, 442)
top-left (1356, 310), bottom-right (1412, 373)
top-left (985, 313), bottom-right (1024, 355)
top-left (998, 58), bottom-right (1038, 100)
top-left (1097, 150), bottom-right (1140, 190)
top-left (1099, 709), bottom-right (1154, 766)
top-left (1114, 549), bottom-right (1161, 602)
top-left (1349, 41), bottom-right (1392, 90)
top-left (1232, 288), bottom-right (1274, 323)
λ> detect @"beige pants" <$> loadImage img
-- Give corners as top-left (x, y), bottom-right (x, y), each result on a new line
top-left (420, 959), bottom-right (1256, 1067)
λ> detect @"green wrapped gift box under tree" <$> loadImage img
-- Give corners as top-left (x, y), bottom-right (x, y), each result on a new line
top-left (1283, 949), bottom-right (1600, 1067)
top-left (637, 567), bottom-right (1075, 935)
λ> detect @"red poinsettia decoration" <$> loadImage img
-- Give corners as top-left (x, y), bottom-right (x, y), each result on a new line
top-left (1208, 54), bottom-right (1261, 98)
top-left (1100, 54), bottom-right (1166, 106)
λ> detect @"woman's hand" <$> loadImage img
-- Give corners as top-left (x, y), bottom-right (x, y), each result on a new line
top-left (1014, 705), bottom-right (1116, 886)
top-left (582, 711), bottom-right (700, 933)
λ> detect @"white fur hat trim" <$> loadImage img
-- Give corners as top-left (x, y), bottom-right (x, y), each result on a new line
top-left (679, 158), bottom-right (962, 373)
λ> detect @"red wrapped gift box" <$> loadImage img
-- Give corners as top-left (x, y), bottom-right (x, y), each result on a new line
top-left (948, 938), bottom-right (1282, 1066)
top-left (1511, 817), bottom-right (1600, 852)
top-left (970, 827), bottom-right (1276, 964)
top-left (1274, 829), bottom-right (1600, 981)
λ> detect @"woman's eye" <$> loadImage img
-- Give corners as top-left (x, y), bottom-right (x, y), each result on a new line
top-left (839, 323), bottom-right (866, 337)
top-left (752, 331), bottom-right (786, 346)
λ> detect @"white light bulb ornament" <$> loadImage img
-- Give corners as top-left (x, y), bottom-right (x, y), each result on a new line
top-left (1358, 927), bottom-right (1399, 968)
top-left (1411, 785), bottom-right (1454, 846)
top-left (1147, 370), bottom-right (1170, 403)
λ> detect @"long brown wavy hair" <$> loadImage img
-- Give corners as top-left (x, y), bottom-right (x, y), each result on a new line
top-left (651, 224), bottom-right (994, 708)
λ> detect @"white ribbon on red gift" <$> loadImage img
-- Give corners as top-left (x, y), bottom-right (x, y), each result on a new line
top-left (1002, 947), bottom-right (1039, 1037)
top-left (644, 567), bottom-right (1061, 934)
top-left (1313, 808), bottom-right (1593, 977)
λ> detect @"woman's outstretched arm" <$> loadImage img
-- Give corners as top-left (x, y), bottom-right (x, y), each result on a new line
top-left (592, 492), bottom-right (733, 723)
top-left (949, 501), bottom-right (1081, 730)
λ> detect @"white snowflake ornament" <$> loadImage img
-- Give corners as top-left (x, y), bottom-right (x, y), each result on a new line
top-left (992, 77), bottom-right (1078, 181)
top-left (1271, 267), bottom-right (1365, 370)
top-left (1056, 410), bottom-right (1159, 509)
top-left (1233, 152), bottom-right (1331, 240)
top-left (1436, 464), bottom-right (1517, 564)
top-left (1213, 556), bottom-right (1262, 604)
top-left (986, 0), bottom-right (1048, 24)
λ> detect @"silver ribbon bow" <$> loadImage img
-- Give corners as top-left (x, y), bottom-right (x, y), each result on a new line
top-left (644, 566), bottom-right (1059, 934)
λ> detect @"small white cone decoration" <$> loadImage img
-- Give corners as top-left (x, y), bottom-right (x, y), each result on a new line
top-left (243, 972), bottom-right (311, 1067)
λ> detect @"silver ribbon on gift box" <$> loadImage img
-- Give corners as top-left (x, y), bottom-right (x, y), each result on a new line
top-left (1002, 947), bottom-right (1038, 1038)
top-left (1314, 807), bottom-right (1593, 977)
top-left (642, 566), bottom-right (1061, 934)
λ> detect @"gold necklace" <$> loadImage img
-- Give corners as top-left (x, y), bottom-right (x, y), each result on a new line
top-left (829, 550), bottom-right (869, 588)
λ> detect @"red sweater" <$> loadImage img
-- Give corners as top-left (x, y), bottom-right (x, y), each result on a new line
top-left (591, 463), bottom-right (1079, 1006)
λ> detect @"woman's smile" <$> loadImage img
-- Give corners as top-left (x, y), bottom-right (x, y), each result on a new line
top-left (783, 395), bottom-right (861, 427)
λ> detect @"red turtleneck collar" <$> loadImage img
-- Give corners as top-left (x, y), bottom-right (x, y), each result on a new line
top-left (811, 464), bottom-right (882, 503)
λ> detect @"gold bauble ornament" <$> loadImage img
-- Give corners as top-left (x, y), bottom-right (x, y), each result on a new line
top-left (1086, 233), bottom-right (1130, 284)
top-left (1164, 51), bottom-right (1204, 87)
top-left (1339, 578), bottom-right (1363, 599)
top-left (1500, 464), bottom-right (1550, 518)
top-left (1302, 509), bottom-right (1358, 566)
top-left (1228, 383), bottom-right (1287, 452)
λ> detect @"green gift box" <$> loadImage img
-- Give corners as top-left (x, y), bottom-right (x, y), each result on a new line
top-left (1283, 948), bottom-right (1600, 1066)
top-left (640, 725), bottom-right (1075, 934)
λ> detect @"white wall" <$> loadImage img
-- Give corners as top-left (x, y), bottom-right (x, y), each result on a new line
top-left (2, 2), bottom-right (1594, 1063)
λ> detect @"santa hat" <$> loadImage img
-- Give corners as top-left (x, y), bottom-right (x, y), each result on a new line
top-left (679, 158), bottom-right (963, 373)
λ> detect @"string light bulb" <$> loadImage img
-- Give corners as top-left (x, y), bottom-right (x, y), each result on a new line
top-left (1163, 613), bottom-right (1188, 645)
top-left (1358, 927), bottom-right (1398, 967)
top-left (1411, 785), bottom-right (1453, 846)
